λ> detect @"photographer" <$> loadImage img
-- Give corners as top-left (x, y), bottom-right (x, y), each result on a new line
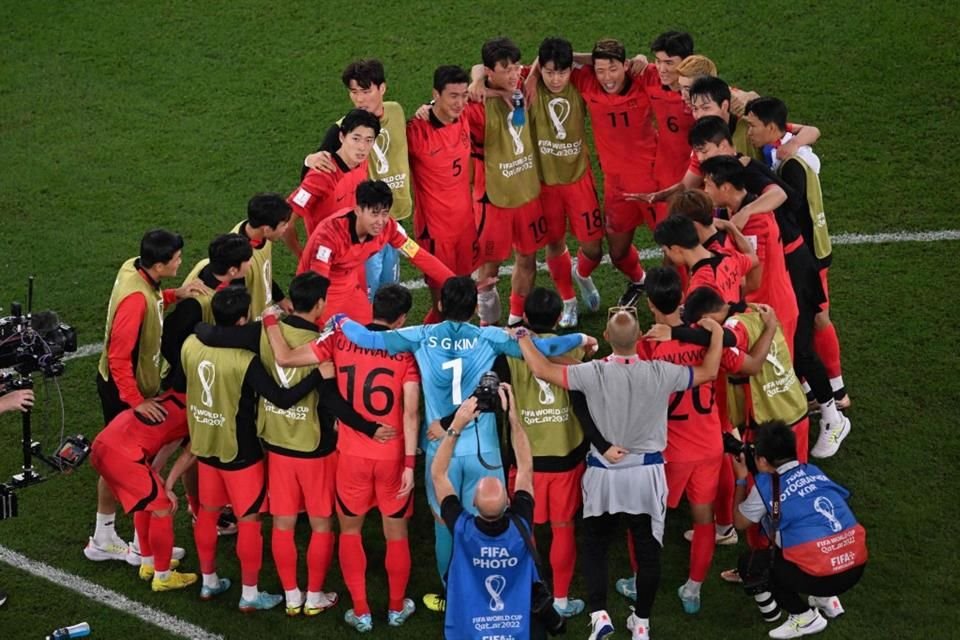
top-left (0, 387), bottom-right (33, 609)
top-left (733, 421), bottom-right (867, 639)
top-left (433, 385), bottom-right (558, 640)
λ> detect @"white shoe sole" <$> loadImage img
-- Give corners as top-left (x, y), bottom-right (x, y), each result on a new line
top-left (811, 418), bottom-right (851, 458)
top-left (83, 543), bottom-right (129, 562)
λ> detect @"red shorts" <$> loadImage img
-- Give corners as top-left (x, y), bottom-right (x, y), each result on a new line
top-left (91, 441), bottom-right (171, 514)
top-left (603, 164), bottom-right (658, 235)
top-left (198, 460), bottom-right (267, 517)
top-left (539, 171), bottom-right (603, 245)
top-left (475, 197), bottom-right (546, 262)
top-left (335, 453), bottom-right (413, 518)
top-left (267, 451), bottom-right (337, 517)
top-left (665, 456), bottom-right (723, 508)
top-left (818, 266), bottom-right (831, 310)
top-left (321, 280), bottom-right (372, 325)
top-left (421, 232), bottom-right (477, 288)
top-left (507, 463), bottom-right (584, 525)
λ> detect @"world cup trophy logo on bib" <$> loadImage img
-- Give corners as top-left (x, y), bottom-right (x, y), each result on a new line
top-left (547, 97), bottom-right (571, 140)
top-left (506, 114), bottom-right (525, 156)
top-left (814, 496), bottom-right (844, 533)
top-left (373, 128), bottom-right (391, 175)
top-left (198, 360), bottom-right (216, 408)
top-left (534, 377), bottom-right (556, 405)
top-left (484, 574), bottom-right (507, 611)
top-left (262, 259), bottom-right (273, 306)
top-left (274, 362), bottom-right (297, 389)
top-left (765, 340), bottom-right (787, 377)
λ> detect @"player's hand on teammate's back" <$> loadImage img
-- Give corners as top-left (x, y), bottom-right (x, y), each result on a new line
top-left (330, 313), bottom-right (348, 330)
top-left (305, 151), bottom-right (336, 173)
top-left (467, 76), bottom-right (487, 103)
top-left (699, 317), bottom-right (723, 334)
top-left (757, 304), bottom-right (778, 329)
top-left (277, 298), bottom-right (294, 314)
top-left (373, 424), bottom-right (397, 443)
top-left (625, 54), bottom-right (648, 76)
top-left (582, 335), bottom-right (599, 356)
top-left (134, 398), bottom-right (168, 424)
top-left (644, 323), bottom-right (673, 342)
top-left (414, 103), bottom-right (431, 121)
top-left (175, 278), bottom-right (213, 301)
top-left (603, 446), bottom-right (628, 464)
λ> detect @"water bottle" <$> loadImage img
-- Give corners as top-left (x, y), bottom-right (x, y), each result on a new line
top-left (762, 143), bottom-right (777, 168)
top-left (46, 622), bottom-right (91, 640)
top-left (511, 89), bottom-right (525, 127)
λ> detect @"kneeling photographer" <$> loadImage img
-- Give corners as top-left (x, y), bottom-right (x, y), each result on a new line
top-left (431, 381), bottom-right (564, 640)
top-left (732, 421), bottom-right (867, 639)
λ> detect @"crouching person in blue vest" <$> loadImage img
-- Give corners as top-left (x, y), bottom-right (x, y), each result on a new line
top-left (732, 421), bottom-right (867, 640)
top-left (431, 384), bottom-right (549, 640)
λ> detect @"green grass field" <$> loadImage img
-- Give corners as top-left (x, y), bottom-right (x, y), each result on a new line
top-left (2, 2), bottom-right (959, 638)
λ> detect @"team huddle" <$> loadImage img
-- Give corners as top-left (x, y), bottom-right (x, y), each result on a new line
top-left (83, 30), bottom-right (859, 639)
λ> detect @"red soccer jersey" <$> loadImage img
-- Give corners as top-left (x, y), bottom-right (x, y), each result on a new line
top-left (637, 337), bottom-right (743, 462)
top-left (94, 391), bottom-right (189, 460)
top-left (741, 212), bottom-right (799, 322)
top-left (463, 100), bottom-right (489, 202)
top-left (570, 66), bottom-right (657, 175)
top-left (312, 330), bottom-right (419, 460)
top-left (287, 156), bottom-right (367, 236)
top-left (641, 65), bottom-right (695, 186)
top-left (407, 110), bottom-right (474, 241)
top-left (687, 250), bottom-right (754, 303)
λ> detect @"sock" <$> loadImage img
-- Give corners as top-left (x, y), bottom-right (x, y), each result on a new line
top-left (307, 531), bottom-right (335, 593)
top-left (284, 588), bottom-right (303, 607)
top-left (339, 533), bottom-right (369, 616)
top-left (477, 289), bottom-right (501, 325)
top-left (612, 245), bottom-right (645, 284)
top-left (149, 513), bottom-right (174, 572)
top-left (689, 523), bottom-right (716, 583)
top-left (385, 538), bottom-right (412, 612)
top-left (830, 375), bottom-right (846, 397)
top-left (509, 293), bottom-right (526, 319)
top-left (434, 520), bottom-right (453, 580)
top-left (133, 511), bottom-right (153, 557)
top-left (819, 398), bottom-right (841, 425)
top-left (554, 596), bottom-right (568, 609)
top-left (754, 590), bottom-right (781, 621)
top-left (141, 555), bottom-right (155, 567)
top-left (546, 250), bottom-right (576, 300)
top-left (155, 569), bottom-right (170, 581)
top-left (194, 509), bottom-right (220, 574)
top-left (423, 306), bottom-right (442, 324)
top-left (626, 530), bottom-right (638, 574)
top-left (94, 512), bottom-right (118, 546)
top-left (241, 583), bottom-right (259, 602)
top-left (714, 455), bottom-right (734, 527)
top-left (202, 572), bottom-right (220, 590)
top-left (236, 520), bottom-right (263, 587)
top-left (550, 525), bottom-right (576, 599)
top-left (271, 528), bottom-right (299, 591)
top-left (813, 323), bottom-right (842, 379)
top-left (682, 578), bottom-right (702, 597)
top-left (576, 248), bottom-right (601, 279)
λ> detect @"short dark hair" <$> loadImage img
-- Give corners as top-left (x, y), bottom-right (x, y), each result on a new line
top-left (523, 287), bottom-right (563, 333)
top-left (754, 420), bottom-right (797, 466)
top-left (654, 214), bottom-right (700, 249)
top-left (668, 189), bottom-right (715, 226)
top-left (481, 37), bottom-right (521, 69)
top-left (745, 96), bottom-right (788, 132)
top-left (140, 229), bottom-right (184, 268)
top-left (440, 276), bottom-right (477, 322)
top-left (433, 65), bottom-right (470, 93)
top-left (208, 233), bottom-right (253, 277)
top-left (592, 37), bottom-right (626, 63)
top-left (645, 266), bottom-right (684, 315)
top-left (247, 193), bottom-right (292, 230)
top-left (355, 180), bottom-right (393, 211)
top-left (689, 75), bottom-right (731, 108)
top-left (288, 272), bottom-right (330, 312)
top-left (650, 31), bottom-right (694, 58)
top-left (688, 115), bottom-right (733, 148)
top-left (211, 285), bottom-right (250, 326)
top-left (340, 109), bottom-right (381, 137)
top-left (700, 155), bottom-right (747, 190)
top-left (681, 286), bottom-right (725, 324)
top-left (341, 59), bottom-right (385, 89)
top-left (373, 284), bottom-right (413, 323)
top-left (538, 37), bottom-right (574, 71)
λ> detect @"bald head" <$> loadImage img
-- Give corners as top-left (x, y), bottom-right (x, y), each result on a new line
top-left (474, 476), bottom-right (508, 519)
top-left (605, 310), bottom-right (640, 353)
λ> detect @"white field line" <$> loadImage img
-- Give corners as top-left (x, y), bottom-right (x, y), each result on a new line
top-left (64, 228), bottom-right (960, 363)
top-left (0, 544), bottom-right (224, 640)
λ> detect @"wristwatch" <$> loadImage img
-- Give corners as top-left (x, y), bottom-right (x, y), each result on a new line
top-left (446, 427), bottom-right (461, 438)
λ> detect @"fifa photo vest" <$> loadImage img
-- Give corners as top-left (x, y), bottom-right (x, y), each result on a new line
top-left (484, 96), bottom-right (541, 208)
top-left (231, 221), bottom-right (273, 318)
top-left (780, 156), bottom-right (832, 261)
top-left (530, 82), bottom-right (588, 185)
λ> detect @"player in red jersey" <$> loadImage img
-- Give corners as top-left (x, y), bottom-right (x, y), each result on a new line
top-left (90, 390), bottom-right (197, 591)
top-left (297, 180), bottom-right (454, 325)
top-left (284, 109), bottom-right (379, 258)
top-left (407, 65), bottom-right (476, 322)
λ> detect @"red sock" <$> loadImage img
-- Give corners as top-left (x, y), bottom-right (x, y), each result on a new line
top-left (612, 245), bottom-right (645, 283)
top-left (714, 456), bottom-right (734, 527)
top-left (271, 528), bottom-right (298, 591)
top-left (546, 250), bottom-right (576, 301)
top-left (549, 525), bottom-right (576, 599)
top-left (793, 418), bottom-right (810, 464)
top-left (134, 511), bottom-right (153, 557)
top-left (236, 520), bottom-right (263, 586)
top-left (576, 248), bottom-right (601, 279)
top-left (626, 531), bottom-right (638, 574)
top-left (150, 513), bottom-right (174, 572)
top-left (813, 323), bottom-right (843, 379)
top-left (689, 522), bottom-right (716, 582)
top-left (194, 509), bottom-right (220, 574)
top-left (509, 293), bottom-right (526, 318)
top-left (339, 533), bottom-right (369, 615)
top-left (385, 538), bottom-right (412, 612)
top-left (423, 306), bottom-right (442, 324)
top-left (186, 492), bottom-right (201, 518)
top-left (307, 531), bottom-right (335, 592)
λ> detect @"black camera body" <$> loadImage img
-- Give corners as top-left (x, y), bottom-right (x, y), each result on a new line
top-left (472, 371), bottom-right (501, 413)
top-left (723, 432), bottom-right (759, 475)
top-left (0, 305), bottom-right (77, 376)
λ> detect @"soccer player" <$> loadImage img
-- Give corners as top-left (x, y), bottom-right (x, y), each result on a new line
top-left (743, 96), bottom-right (849, 410)
top-left (297, 180), bottom-right (454, 325)
top-left (406, 65), bottom-right (476, 322)
top-left (89, 390), bottom-right (197, 592)
top-left (676, 55), bottom-right (717, 107)
top-left (230, 193), bottom-right (293, 318)
top-left (173, 286), bottom-right (325, 611)
top-left (329, 276), bottom-right (594, 612)
top-left (303, 60), bottom-right (413, 299)
top-left (284, 109), bottom-right (380, 257)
